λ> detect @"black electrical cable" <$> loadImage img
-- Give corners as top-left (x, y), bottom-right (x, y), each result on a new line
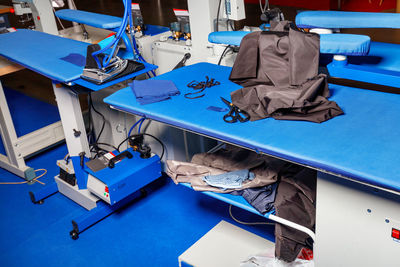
top-left (87, 93), bottom-right (117, 158)
top-left (142, 133), bottom-right (165, 160)
top-left (229, 20), bottom-right (235, 31)
top-left (89, 93), bottom-right (106, 142)
top-left (218, 45), bottom-right (232, 65)
top-left (216, 0), bottom-right (222, 32)
top-left (95, 142), bottom-right (119, 152)
top-left (117, 133), bottom-right (165, 159)
top-left (87, 97), bottom-right (95, 144)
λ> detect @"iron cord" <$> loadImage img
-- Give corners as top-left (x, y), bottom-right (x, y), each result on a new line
top-left (229, 205), bottom-right (274, 226)
top-left (218, 45), bottom-right (233, 65)
top-left (216, 0), bottom-right (223, 32)
top-left (0, 169), bottom-right (47, 185)
top-left (88, 93), bottom-right (118, 158)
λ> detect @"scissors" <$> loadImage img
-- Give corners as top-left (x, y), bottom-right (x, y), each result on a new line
top-left (220, 97), bottom-right (250, 123)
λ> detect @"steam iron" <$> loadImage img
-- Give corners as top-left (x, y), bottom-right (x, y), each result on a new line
top-left (82, 56), bottom-right (128, 84)
top-left (81, 43), bottom-right (145, 85)
top-left (81, 43), bottom-right (128, 85)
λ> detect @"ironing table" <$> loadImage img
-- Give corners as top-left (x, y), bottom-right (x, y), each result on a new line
top-left (0, 28), bottom-right (158, 236)
top-left (104, 62), bottom-right (400, 266)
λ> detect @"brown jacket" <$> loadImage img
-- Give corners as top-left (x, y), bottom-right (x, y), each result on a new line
top-left (229, 21), bottom-right (343, 123)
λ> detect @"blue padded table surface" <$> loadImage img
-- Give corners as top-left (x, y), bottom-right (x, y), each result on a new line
top-left (104, 63), bottom-right (400, 193)
top-left (0, 29), bottom-right (87, 83)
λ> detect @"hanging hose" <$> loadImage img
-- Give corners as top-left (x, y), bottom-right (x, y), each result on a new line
top-left (92, 0), bottom-right (130, 68)
top-left (91, 0), bottom-right (156, 77)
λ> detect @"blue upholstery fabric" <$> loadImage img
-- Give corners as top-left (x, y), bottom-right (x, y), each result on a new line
top-left (208, 31), bottom-right (250, 46)
top-left (296, 11), bottom-right (400, 29)
top-left (104, 63), bottom-right (400, 193)
top-left (320, 34), bottom-right (370, 55)
top-left (143, 25), bottom-right (170, 36)
top-left (56, 9), bottom-right (122, 29)
top-left (0, 29), bottom-right (88, 82)
top-left (208, 31), bottom-right (370, 55)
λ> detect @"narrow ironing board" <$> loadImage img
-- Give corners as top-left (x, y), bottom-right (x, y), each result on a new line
top-left (0, 29), bottom-right (157, 89)
top-left (55, 9), bottom-right (170, 36)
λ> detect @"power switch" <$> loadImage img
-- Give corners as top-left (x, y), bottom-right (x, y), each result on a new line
top-left (392, 228), bottom-right (400, 240)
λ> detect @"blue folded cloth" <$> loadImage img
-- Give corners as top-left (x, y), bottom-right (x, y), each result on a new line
top-left (60, 53), bottom-right (86, 67)
top-left (203, 169), bottom-right (255, 190)
top-left (129, 80), bottom-right (180, 105)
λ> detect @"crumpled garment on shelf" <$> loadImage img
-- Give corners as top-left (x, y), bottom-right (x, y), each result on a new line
top-left (232, 183), bottom-right (277, 214)
top-left (166, 145), bottom-right (316, 262)
top-left (203, 169), bottom-right (255, 190)
top-left (192, 145), bottom-right (289, 184)
top-left (166, 160), bottom-right (277, 194)
top-left (166, 145), bottom-right (288, 193)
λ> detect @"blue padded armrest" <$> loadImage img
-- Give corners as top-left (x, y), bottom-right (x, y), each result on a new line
top-left (55, 9), bottom-right (122, 29)
top-left (296, 11), bottom-right (400, 29)
top-left (208, 31), bottom-right (370, 56)
top-left (320, 34), bottom-right (370, 55)
top-left (209, 31), bottom-right (250, 46)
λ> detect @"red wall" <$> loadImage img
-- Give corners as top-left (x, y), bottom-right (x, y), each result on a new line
top-left (245, 0), bottom-right (396, 11)
top-left (244, 0), bottom-right (333, 10)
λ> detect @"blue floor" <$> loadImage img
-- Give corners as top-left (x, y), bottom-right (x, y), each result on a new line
top-left (0, 88), bottom-right (60, 154)
top-left (0, 88), bottom-right (275, 267)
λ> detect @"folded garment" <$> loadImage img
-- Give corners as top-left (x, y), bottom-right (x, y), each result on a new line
top-left (203, 169), bottom-right (255, 190)
top-left (129, 79), bottom-right (180, 105)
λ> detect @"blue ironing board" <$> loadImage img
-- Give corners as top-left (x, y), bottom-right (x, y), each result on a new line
top-left (0, 29), bottom-right (157, 88)
top-left (104, 63), bottom-right (400, 193)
